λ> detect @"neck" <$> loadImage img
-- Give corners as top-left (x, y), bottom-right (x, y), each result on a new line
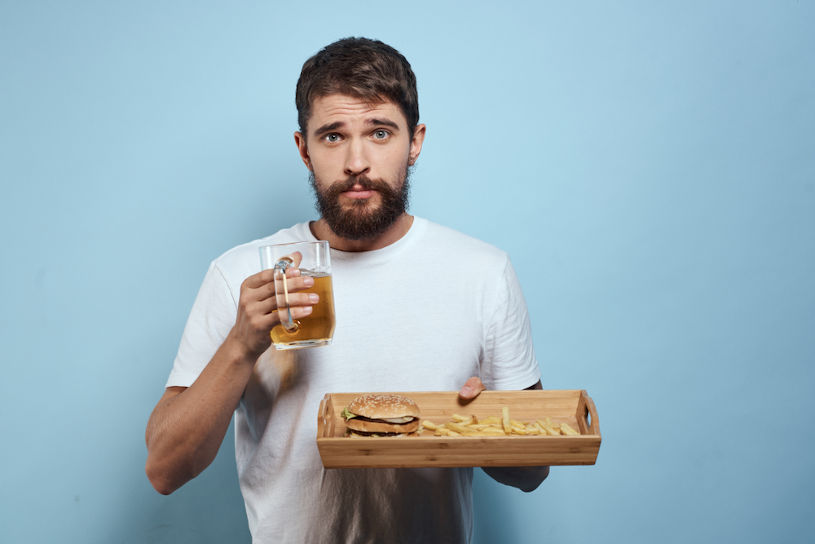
top-left (309, 214), bottom-right (414, 252)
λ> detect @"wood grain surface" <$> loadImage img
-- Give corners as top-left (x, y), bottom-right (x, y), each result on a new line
top-left (316, 390), bottom-right (601, 468)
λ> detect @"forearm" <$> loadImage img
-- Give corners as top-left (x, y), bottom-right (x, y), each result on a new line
top-left (145, 331), bottom-right (257, 494)
top-left (482, 465), bottom-right (549, 492)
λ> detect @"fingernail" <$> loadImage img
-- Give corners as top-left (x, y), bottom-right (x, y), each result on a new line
top-left (308, 293), bottom-right (319, 303)
top-left (304, 276), bottom-right (314, 286)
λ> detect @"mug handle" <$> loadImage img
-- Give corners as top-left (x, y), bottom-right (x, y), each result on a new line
top-left (273, 256), bottom-right (300, 333)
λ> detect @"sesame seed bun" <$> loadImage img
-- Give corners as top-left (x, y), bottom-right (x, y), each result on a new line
top-left (346, 394), bottom-right (420, 420)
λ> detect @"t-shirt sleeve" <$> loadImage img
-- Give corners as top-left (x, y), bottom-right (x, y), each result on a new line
top-left (165, 261), bottom-right (238, 388)
top-left (481, 256), bottom-right (541, 390)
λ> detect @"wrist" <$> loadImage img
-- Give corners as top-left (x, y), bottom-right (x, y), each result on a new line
top-left (223, 329), bottom-right (265, 367)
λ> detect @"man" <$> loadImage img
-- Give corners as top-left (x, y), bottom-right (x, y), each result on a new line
top-left (146, 37), bottom-right (547, 543)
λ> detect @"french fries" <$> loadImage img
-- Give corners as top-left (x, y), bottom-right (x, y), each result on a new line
top-left (421, 406), bottom-right (581, 437)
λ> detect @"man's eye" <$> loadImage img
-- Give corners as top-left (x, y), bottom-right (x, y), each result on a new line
top-left (373, 130), bottom-right (390, 140)
top-left (325, 133), bottom-right (341, 143)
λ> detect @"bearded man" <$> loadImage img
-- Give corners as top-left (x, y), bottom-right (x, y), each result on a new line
top-left (146, 37), bottom-right (547, 543)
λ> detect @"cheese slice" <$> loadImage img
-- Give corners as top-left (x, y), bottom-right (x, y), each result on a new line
top-left (381, 416), bottom-right (416, 424)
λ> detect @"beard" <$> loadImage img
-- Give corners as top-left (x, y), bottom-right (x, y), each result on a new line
top-left (309, 166), bottom-right (412, 241)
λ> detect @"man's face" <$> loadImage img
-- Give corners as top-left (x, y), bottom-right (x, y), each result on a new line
top-left (295, 94), bottom-right (425, 240)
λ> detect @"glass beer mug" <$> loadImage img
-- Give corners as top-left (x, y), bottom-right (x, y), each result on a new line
top-left (259, 241), bottom-right (336, 349)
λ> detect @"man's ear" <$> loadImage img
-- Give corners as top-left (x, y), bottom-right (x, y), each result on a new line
top-left (408, 124), bottom-right (426, 166)
top-left (294, 131), bottom-right (312, 170)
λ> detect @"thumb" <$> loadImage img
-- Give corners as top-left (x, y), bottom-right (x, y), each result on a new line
top-left (458, 376), bottom-right (485, 400)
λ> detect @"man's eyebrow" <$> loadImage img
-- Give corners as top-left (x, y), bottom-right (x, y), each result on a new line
top-left (312, 121), bottom-right (344, 137)
top-left (367, 118), bottom-right (400, 130)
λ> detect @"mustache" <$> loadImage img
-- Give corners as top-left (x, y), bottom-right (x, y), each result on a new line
top-left (309, 167), bottom-right (412, 240)
top-left (330, 175), bottom-right (391, 193)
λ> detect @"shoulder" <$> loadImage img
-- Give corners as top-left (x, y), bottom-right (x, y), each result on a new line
top-left (415, 217), bottom-right (509, 267)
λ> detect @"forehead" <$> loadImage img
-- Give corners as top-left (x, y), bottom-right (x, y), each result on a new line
top-left (307, 94), bottom-right (407, 134)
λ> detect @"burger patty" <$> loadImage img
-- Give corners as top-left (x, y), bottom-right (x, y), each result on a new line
top-left (346, 414), bottom-right (416, 424)
top-left (345, 417), bottom-right (420, 434)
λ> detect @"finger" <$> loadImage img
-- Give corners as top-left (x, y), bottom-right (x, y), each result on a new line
top-left (458, 376), bottom-right (486, 400)
top-left (260, 274), bottom-right (315, 302)
top-left (288, 251), bottom-right (303, 268)
top-left (256, 291), bottom-right (320, 314)
top-left (276, 304), bottom-right (313, 324)
top-left (244, 268), bottom-right (280, 289)
top-left (245, 297), bottom-right (316, 331)
top-left (245, 258), bottom-right (304, 289)
top-left (246, 272), bottom-right (313, 302)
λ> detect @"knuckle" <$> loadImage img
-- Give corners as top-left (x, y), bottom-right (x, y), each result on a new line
top-left (249, 314), bottom-right (265, 331)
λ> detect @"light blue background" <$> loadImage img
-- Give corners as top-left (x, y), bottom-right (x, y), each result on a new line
top-left (1, 1), bottom-right (813, 542)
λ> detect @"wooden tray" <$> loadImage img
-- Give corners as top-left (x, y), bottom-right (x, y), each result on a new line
top-left (316, 390), bottom-right (601, 468)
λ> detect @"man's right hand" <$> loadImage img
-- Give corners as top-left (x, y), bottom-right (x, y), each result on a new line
top-left (145, 254), bottom-right (320, 495)
top-left (230, 260), bottom-right (319, 359)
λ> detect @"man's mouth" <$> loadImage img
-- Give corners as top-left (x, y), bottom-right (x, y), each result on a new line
top-left (341, 189), bottom-right (376, 199)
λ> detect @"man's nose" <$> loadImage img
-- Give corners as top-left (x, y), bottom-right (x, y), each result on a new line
top-left (343, 139), bottom-right (370, 177)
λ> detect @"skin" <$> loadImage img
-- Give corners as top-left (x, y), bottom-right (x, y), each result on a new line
top-left (293, 94), bottom-right (425, 252)
top-left (145, 265), bottom-right (315, 494)
top-left (145, 93), bottom-right (547, 495)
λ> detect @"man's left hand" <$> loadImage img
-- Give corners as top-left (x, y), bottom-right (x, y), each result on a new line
top-left (458, 376), bottom-right (543, 400)
top-left (457, 377), bottom-right (548, 492)
top-left (458, 376), bottom-right (486, 401)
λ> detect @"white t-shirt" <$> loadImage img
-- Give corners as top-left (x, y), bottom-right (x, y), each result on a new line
top-left (167, 217), bottom-right (540, 544)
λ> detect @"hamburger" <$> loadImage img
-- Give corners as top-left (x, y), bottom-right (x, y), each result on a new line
top-left (342, 393), bottom-right (421, 436)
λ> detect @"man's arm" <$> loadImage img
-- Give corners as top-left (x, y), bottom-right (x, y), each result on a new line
top-left (458, 378), bottom-right (549, 493)
top-left (145, 267), bottom-right (316, 495)
top-left (145, 334), bottom-right (257, 495)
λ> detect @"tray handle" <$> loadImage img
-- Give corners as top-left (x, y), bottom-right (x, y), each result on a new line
top-left (579, 390), bottom-right (600, 436)
top-left (317, 394), bottom-right (331, 438)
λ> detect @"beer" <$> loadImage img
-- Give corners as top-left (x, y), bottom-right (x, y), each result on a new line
top-left (270, 272), bottom-right (335, 349)
top-left (260, 240), bottom-right (335, 350)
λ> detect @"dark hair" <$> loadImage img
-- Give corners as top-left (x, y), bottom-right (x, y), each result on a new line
top-left (295, 37), bottom-right (419, 134)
